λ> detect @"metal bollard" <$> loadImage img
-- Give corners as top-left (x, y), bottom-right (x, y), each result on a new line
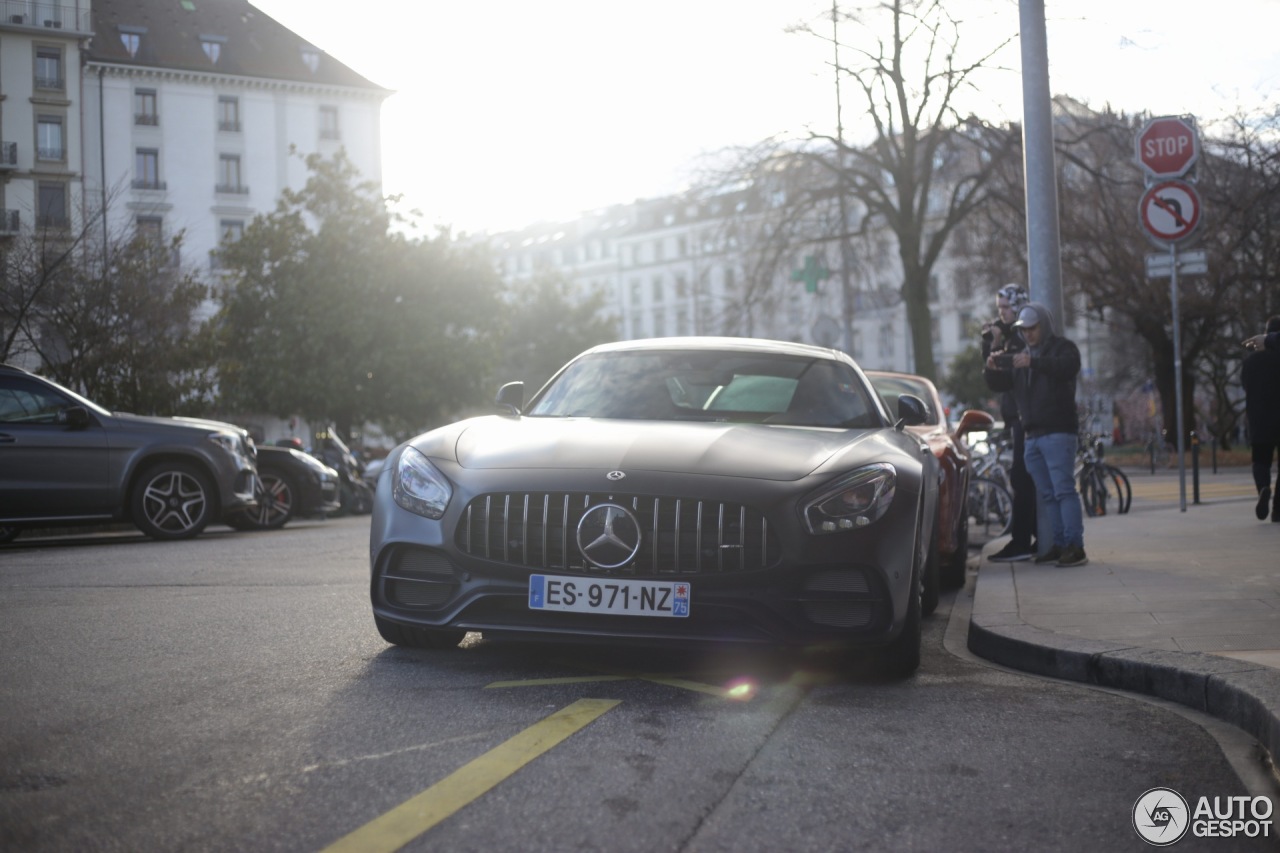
top-left (1191, 431), bottom-right (1200, 504)
top-left (1211, 436), bottom-right (1218, 474)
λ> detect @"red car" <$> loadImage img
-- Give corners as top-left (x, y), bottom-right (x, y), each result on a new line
top-left (867, 371), bottom-right (993, 608)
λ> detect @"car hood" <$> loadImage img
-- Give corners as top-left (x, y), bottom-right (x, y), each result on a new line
top-left (109, 412), bottom-right (245, 436)
top-left (448, 416), bottom-right (888, 482)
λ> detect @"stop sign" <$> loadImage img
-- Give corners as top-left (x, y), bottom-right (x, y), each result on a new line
top-left (1135, 116), bottom-right (1199, 180)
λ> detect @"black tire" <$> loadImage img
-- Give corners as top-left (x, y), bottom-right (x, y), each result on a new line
top-left (1108, 464), bottom-right (1132, 514)
top-left (941, 515), bottom-right (969, 590)
top-left (374, 614), bottom-right (466, 649)
top-left (225, 466), bottom-right (297, 531)
top-left (921, 524), bottom-right (940, 618)
top-left (0, 526), bottom-right (21, 544)
top-left (131, 462), bottom-right (216, 540)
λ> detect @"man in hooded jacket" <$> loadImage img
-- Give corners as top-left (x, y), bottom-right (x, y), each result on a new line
top-left (1242, 315), bottom-right (1280, 522)
top-left (985, 302), bottom-right (1087, 567)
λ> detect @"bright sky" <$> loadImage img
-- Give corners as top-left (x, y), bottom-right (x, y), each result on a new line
top-left (251, 0), bottom-right (1280, 235)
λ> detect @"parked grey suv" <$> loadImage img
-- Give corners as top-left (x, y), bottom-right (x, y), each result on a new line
top-left (0, 363), bottom-right (258, 543)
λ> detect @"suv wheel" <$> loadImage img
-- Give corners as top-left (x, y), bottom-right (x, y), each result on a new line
top-left (132, 463), bottom-right (215, 540)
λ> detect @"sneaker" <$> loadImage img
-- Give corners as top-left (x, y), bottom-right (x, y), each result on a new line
top-left (1056, 545), bottom-right (1089, 567)
top-left (990, 542), bottom-right (1035, 562)
top-left (1257, 487), bottom-right (1272, 521)
top-left (1033, 546), bottom-right (1063, 564)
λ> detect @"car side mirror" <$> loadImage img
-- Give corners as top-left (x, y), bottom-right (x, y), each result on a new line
top-left (953, 409), bottom-right (995, 440)
top-left (58, 405), bottom-right (91, 429)
top-left (895, 394), bottom-right (928, 430)
top-left (495, 381), bottom-right (524, 415)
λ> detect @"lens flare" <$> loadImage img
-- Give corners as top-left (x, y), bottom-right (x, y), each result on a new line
top-left (724, 678), bottom-right (758, 701)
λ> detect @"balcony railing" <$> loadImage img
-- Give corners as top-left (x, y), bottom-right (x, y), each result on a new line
top-left (36, 214), bottom-right (69, 229)
top-left (0, 209), bottom-right (19, 235)
top-left (135, 113), bottom-right (159, 126)
top-left (0, 141), bottom-right (16, 168)
top-left (215, 184), bottom-right (248, 195)
top-left (34, 74), bottom-right (64, 90)
top-left (218, 120), bottom-right (241, 132)
top-left (1, 2), bottom-right (91, 32)
top-left (132, 178), bottom-right (167, 191)
top-left (37, 146), bottom-right (64, 161)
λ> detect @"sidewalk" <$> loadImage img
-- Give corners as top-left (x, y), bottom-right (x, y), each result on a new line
top-left (967, 467), bottom-right (1280, 764)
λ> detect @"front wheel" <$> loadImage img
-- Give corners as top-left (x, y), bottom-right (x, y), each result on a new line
top-left (131, 463), bottom-right (216, 540)
top-left (226, 467), bottom-right (297, 531)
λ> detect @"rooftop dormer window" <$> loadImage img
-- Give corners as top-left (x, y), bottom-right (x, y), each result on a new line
top-left (200, 34), bottom-right (226, 64)
top-left (118, 25), bottom-right (146, 58)
top-left (301, 47), bottom-right (320, 74)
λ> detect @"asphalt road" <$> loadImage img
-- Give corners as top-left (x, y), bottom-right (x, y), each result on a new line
top-left (1, 517), bottom-right (1275, 852)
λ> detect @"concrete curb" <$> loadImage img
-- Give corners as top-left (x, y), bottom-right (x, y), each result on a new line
top-left (968, 566), bottom-right (1280, 765)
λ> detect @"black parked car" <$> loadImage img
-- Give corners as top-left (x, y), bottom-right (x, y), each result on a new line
top-left (369, 337), bottom-right (939, 676)
top-left (223, 445), bottom-right (341, 531)
top-left (0, 363), bottom-right (258, 543)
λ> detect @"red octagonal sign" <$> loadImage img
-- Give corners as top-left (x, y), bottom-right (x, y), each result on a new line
top-left (1135, 116), bottom-right (1199, 180)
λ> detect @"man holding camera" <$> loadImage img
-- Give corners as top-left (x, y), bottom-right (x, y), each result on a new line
top-left (986, 302), bottom-right (1087, 567)
top-left (981, 284), bottom-right (1037, 561)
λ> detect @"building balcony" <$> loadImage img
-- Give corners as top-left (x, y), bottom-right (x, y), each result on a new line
top-left (215, 184), bottom-right (248, 195)
top-left (2, 2), bottom-right (91, 32)
top-left (0, 141), bottom-right (16, 169)
top-left (132, 178), bottom-right (167, 191)
top-left (33, 75), bottom-right (64, 90)
top-left (218, 120), bottom-right (241, 133)
top-left (0, 209), bottom-right (19, 235)
top-left (37, 146), bottom-right (64, 161)
top-left (135, 114), bottom-right (159, 126)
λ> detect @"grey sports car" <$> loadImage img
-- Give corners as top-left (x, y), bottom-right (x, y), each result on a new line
top-left (369, 337), bottom-right (939, 676)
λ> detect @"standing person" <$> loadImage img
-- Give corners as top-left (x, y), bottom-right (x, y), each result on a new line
top-left (1242, 315), bottom-right (1280, 522)
top-left (981, 284), bottom-right (1037, 561)
top-left (986, 302), bottom-right (1087, 567)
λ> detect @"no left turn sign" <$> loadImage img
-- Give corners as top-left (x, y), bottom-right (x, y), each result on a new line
top-left (1139, 180), bottom-right (1201, 243)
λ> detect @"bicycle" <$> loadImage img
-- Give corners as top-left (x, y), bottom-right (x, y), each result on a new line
top-left (966, 476), bottom-right (1013, 538)
top-left (968, 428), bottom-right (1013, 492)
top-left (1076, 433), bottom-right (1131, 517)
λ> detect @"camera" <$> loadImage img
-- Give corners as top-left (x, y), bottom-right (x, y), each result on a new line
top-left (994, 353), bottom-right (1014, 370)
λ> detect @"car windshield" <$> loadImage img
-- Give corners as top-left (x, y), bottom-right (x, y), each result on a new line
top-left (868, 374), bottom-right (941, 426)
top-left (527, 350), bottom-right (883, 428)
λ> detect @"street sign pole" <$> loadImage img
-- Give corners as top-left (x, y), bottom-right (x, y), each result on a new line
top-left (1170, 241), bottom-right (1187, 512)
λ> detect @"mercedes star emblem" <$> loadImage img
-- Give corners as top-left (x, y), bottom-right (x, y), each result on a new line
top-left (576, 503), bottom-right (642, 569)
top-left (606, 471), bottom-right (626, 481)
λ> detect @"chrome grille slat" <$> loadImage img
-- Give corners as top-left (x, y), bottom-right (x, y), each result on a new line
top-left (455, 492), bottom-right (779, 576)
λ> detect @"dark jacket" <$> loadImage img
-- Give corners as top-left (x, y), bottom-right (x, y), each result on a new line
top-left (982, 319), bottom-right (1026, 425)
top-left (1242, 346), bottom-right (1280, 441)
top-left (984, 303), bottom-right (1080, 436)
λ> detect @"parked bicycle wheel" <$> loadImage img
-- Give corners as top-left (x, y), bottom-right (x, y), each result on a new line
top-left (967, 476), bottom-right (1013, 538)
top-left (1107, 464), bottom-right (1132, 514)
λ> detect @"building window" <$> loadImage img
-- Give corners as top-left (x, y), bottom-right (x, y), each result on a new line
top-left (34, 47), bottom-right (62, 90)
top-left (136, 216), bottom-right (162, 243)
top-left (218, 96), bottom-right (241, 132)
top-left (301, 47), bottom-right (320, 74)
top-left (217, 154), bottom-right (244, 194)
top-left (201, 36), bottom-right (225, 64)
top-left (120, 33), bottom-right (140, 57)
top-left (37, 182), bottom-right (67, 229)
top-left (879, 323), bottom-right (895, 361)
top-left (319, 106), bottom-right (339, 140)
top-left (36, 117), bottom-right (64, 161)
top-left (135, 89), bottom-right (158, 125)
top-left (134, 148), bottom-right (162, 189)
top-left (212, 219), bottom-right (244, 270)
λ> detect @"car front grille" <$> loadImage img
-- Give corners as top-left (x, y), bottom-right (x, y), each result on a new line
top-left (455, 492), bottom-right (781, 576)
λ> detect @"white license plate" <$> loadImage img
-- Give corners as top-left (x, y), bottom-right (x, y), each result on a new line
top-left (528, 574), bottom-right (690, 618)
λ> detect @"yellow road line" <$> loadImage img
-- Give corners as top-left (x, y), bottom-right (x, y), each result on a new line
top-left (320, 698), bottom-right (620, 853)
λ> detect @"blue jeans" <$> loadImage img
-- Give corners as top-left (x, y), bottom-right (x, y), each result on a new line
top-left (1024, 432), bottom-right (1084, 550)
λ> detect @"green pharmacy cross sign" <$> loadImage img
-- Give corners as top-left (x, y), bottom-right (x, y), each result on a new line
top-left (791, 255), bottom-right (829, 294)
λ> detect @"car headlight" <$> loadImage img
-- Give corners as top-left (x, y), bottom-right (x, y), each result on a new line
top-left (803, 463), bottom-right (896, 534)
top-left (393, 446), bottom-right (452, 519)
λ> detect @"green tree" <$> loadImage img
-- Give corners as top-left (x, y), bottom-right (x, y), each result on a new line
top-left (214, 151), bottom-right (505, 439)
top-left (939, 342), bottom-right (994, 413)
top-left (2, 211), bottom-right (214, 414)
top-left (495, 271), bottom-right (618, 399)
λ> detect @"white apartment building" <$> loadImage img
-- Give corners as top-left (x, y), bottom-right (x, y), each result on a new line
top-left (0, 2), bottom-right (92, 249)
top-left (491, 190), bottom-right (1006, 387)
top-left (79, 0), bottom-right (388, 303)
